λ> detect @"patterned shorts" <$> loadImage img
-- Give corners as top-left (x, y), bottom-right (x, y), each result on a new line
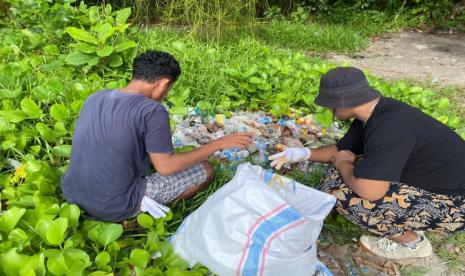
top-left (321, 166), bottom-right (465, 237)
top-left (145, 163), bottom-right (207, 205)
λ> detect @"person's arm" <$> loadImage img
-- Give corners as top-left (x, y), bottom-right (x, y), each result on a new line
top-left (150, 132), bottom-right (253, 176)
top-left (335, 157), bottom-right (390, 201)
top-left (309, 144), bottom-right (338, 163)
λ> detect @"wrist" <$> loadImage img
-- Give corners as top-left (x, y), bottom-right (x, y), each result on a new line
top-left (206, 140), bottom-right (222, 152)
top-left (334, 158), bottom-right (353, 170)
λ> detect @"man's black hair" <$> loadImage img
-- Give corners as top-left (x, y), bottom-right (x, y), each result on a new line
top-left (132, 50), bottom-right (181, 83)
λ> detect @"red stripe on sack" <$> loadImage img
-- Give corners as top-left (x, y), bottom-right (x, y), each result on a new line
top-left (236, 202), bottom-right (289, 276)
top-left (259, 219), bottom-right (308, 276)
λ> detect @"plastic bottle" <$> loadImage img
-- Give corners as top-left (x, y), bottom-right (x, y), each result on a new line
top-left (258, 116), bottom-right (272, 125)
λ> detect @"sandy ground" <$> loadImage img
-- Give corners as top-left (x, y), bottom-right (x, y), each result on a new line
top-left (326, 31), bottom-right (465, 88)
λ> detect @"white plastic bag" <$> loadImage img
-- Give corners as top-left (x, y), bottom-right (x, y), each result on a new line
top-left (171, 163), bottom-right (336, 276)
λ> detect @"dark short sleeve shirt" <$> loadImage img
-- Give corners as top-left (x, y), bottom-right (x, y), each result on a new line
top-left (336, 97), bottom-right (465, 196)
top-left (62, 90), bottom-right (173, 221)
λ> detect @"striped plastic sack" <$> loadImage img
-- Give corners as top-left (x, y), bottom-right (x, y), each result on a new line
top-left (170, 163), bottom-right (336, 276)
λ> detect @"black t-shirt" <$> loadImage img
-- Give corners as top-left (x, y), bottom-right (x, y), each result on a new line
top-left (336, 97), bottom-right (465, 196)
top-left (62, 90), bottom-right (174, 222)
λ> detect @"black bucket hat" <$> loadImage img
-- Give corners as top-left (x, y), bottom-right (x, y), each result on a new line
top-left (315, 67), bottom-right (381, 108)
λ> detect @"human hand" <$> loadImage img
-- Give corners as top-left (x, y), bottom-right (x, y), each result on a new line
top-left (213, 132), bottom-right (254, 151)
top-left (269, 147), bottom-right (311, 170)
top-left (333, 150), bottom-right (356, 169)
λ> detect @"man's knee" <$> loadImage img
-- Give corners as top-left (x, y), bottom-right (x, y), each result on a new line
top-left (201, 160), bottom-right (215, 184)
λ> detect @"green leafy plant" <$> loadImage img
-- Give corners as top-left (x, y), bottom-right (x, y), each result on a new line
top-left (65, 3), bottom-right (137, 71)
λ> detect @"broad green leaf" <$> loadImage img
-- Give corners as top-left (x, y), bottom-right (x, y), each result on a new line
top-left (47, 253), bottom-right (68, 276)
top-left (113, 23), bottom-right (130, 33)
top-left (66, 27), bottom-right (98, 45)
top-left (52, 145), bottom-right (72, 158)
top-left (0, 248), bottom-right (29, 275)
top-left (54, 122), bottom-right (68, 137)
top-left (93, 23), bottom-right (115, 44)
top-left (21, 99), bottom-right (43, 118)
top-left (32, 85), bottom-right (54, 101)
top-left (96, 46), bottom-right (114, 57)
top-left (59, 204), bottom-right (80, 227)
top-left (159, 242), bottom-right (189, 269)
top-left (97, 223), bottom-right (123, 247)
top-left (87, 57), bottom-right (100, 66)
top-left (88, 272), bottom-right (113, 276)
top-left (20, 253), bottom-right (46, 276)
top-left (0, 207), bottom-right (26, 233)
top-left (44, 44), bottom-right (60, 55)
top-left (147, 231), bottom-right (159, 252)
top-left (70, 101), bottom-right (84, 114)
top-left (64, 248), bottom-right (90, 266)
top-left (114, 40), bottom-right (137, 53)
top-left (65, 52), bottom-right (96, 66)
top-left (170, 106), bottom-right (187, 116)
top-left (2, 139), bottom-right (16, 150)
top-left (94, 251), bottom-right (110, 268)
top-left (75, 42), bottom-right (98, 54)
top-left (130, 248), bottom-right (150, 268)
top-left (104, 3), bottom-right (112, 15)
top-left (86, 222), bottom-right (103, 243)
top-left (47, 218), bottom-right (68, 245)
top-left (0, 88), bottom-right (21, 99)
top-left (36, 123), bottom-right (54, 141)
top-left (436, 115), bottom-right (448, 124)
top-left (115, 7), bottom-right (131, 25)
top-left (0, 117), bottom-right (15, 132)
top-left (108, 53), bottom-right (123, 67)
top-left (196, 101), bottom-right (212, 111)
top-left (448, 116), bottom-right (461, 128)
top-left (36, 218), bottom-right (68, 246)
top-left (144, 268), bottom-right (163, 276)
top-left (164, 268), bottom-right (203, 276)
top-left (8, 228), bottom-right (28, 244)
top-left (243, 65), bottom-right (258, 77)
top-left (0, 109), bottom-right (27, 123)
top-left (136, 213), bottom-right (153, 228)
top-left (437, 98), bottom-right (450, 110)
top-left (50, 104), bottom-right (70, 120)
top-left (249, 76), bottom-right (263, 84)
top-left (67, 260), bottom-right (89, 276)
top-left (172, 41), bottom-right (186, 52)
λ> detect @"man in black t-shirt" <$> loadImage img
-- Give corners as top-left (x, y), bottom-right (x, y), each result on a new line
top-left (269, 67), bottom-right (465, 260)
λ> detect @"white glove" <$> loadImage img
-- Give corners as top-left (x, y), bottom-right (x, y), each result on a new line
top-left (140, 196), bottom-right (170, 218)
top-left (269, 147), bottom-right (311, 170)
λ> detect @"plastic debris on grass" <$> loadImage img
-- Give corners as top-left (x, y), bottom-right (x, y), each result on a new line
top-left (171, 108), bottom-right (344, 172)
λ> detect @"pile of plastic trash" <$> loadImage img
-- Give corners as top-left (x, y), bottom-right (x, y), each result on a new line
top-left (171, 109), bottom-right (344, 172)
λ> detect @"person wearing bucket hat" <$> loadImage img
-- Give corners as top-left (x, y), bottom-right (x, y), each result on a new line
top-left (269, 66), bottom-right (465, 260)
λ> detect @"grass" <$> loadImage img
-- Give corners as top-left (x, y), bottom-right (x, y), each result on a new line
top-left (427, 231), bottom-right (465, 272)
top-left (255, 9), bottom-right (416, 53)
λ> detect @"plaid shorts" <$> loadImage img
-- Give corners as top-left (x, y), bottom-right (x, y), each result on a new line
top-left (145, 163), bottom-right (207, 205)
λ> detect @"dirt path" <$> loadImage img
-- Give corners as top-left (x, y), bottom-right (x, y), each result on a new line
top-left (326, 31), bottom-right (465, 88)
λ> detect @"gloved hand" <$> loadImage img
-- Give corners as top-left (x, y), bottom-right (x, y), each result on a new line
top-left (141, 196), bottom-right (170, 218)
top-left (269, 147), bottom-right (311, 170)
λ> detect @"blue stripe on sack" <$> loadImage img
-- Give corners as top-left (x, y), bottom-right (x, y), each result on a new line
top-left (263, 170), bottom-right (274, 183)
top-left (242, 207), bottom-right (302, 276)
